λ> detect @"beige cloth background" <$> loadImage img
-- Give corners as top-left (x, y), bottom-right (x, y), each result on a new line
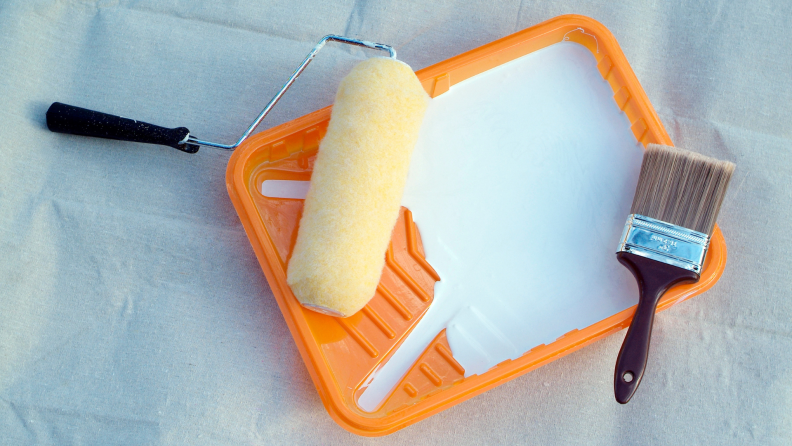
top-left (1, 1), bottom-right (790, 444)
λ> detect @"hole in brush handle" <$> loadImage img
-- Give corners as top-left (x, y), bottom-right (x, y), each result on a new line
top-left (46, 102), bottom-right (198, 153)
top-left (613, 252), bottom-right (699, 404)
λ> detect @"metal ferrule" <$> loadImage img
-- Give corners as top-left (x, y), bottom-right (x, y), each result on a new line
top-left (616, 214), bottom-right (709, 274)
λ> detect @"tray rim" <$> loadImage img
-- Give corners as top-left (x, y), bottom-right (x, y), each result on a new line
top-left (225, 14), bottom-right (728, 436)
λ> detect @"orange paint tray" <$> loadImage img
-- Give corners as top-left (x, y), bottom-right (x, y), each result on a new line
top-left (225, 15), bottom-right (728, 436)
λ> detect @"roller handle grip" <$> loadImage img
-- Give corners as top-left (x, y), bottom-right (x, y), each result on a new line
top-left (614, 252), bottom-right (699, 404)
top-left (46, 102), bottom-right (199, 153)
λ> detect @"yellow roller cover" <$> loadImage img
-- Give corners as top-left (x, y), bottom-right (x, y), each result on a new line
top-left (287, 57), bottom-right (430, 317)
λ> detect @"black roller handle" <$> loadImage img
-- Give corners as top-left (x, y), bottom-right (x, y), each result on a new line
top-left (46, 102), bottom-right (199, 153)
top-left (614, 252), bottom-right (699, 404)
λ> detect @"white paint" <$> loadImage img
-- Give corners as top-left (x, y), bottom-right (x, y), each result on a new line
top-left (261, 180), bottom-right (310, 199)
top-left (356, 42), bottom-right (644, 412)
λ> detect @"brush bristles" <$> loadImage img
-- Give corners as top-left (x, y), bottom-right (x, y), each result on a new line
top-left (630, 144), bottom-right (735, 236)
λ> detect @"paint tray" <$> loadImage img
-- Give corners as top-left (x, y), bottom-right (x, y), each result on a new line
top-left (225, 15), bottom-right (728, 436)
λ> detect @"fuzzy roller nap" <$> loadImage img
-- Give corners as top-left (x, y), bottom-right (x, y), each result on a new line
top-left (287, 57), bottom-right (430, 317)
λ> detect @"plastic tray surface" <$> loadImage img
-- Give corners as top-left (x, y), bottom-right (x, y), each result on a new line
top-left (225, 15), bottom-right (728, 436)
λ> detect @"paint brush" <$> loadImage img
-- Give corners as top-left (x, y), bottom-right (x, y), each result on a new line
top-left (614, 143), bottom-right (735, 403)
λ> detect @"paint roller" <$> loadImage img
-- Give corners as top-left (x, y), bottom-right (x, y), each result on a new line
top-left (45, 35), bottom-right (430, 317)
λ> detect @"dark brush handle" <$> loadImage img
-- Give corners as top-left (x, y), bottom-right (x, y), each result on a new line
top-left (614, 252), bottom-right (699, 404)
top-left (46, 102), bottom-right (199, 153)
